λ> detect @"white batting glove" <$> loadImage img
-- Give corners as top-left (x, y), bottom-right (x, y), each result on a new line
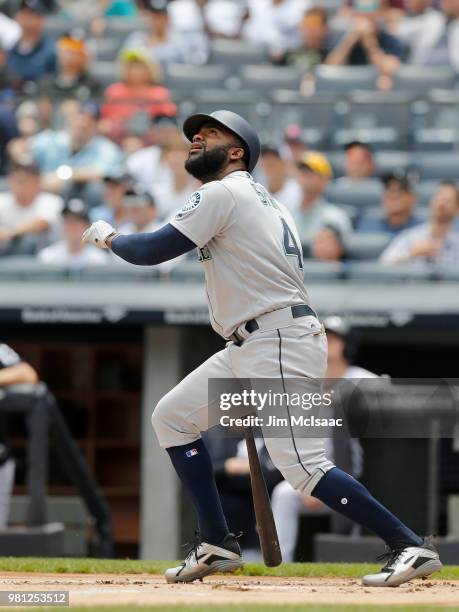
top-left (81, 220), bottom-right (116, 249)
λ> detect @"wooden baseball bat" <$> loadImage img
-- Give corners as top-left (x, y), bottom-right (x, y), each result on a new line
top-left (244, 428), bottom-right (282, 567)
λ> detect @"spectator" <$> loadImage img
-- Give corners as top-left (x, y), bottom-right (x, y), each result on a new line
top-left (29, 102), bottom-right (124, 202)
top-left (279, 7), bottom-right (336, 69)
top-left (0, 107), bottom-right (19, 176)
top-left (0, 11), bottom-right (21, 51)
top-left (310, 224), bottom-right (346, 262)
top-left (0, 343), bottom-right (38, 529)
top-left (126, 115), bottom-right (180, 191)
top-left (151, 137), bottom-right (198, 219)
top-left (394, 0), bottom-right (459, 71)
top-left (357, 172), bottom-right (422, 236)
top-left (243, 0), bottom-right (308, 53)
top-left (39, 32), bottom-right (102, 106)
top-left (0, 161), bottom-right (62, 255)
top-left (39, 199), bottom-right (109, 267)
top-left (280, 124), bottom-right (307, 164)
top-left (102, 0), bottom-right (138, 16)
top-left (7, 0), bottom-right (56, 92)
top-left (126, 188), bottom-right (161, 233)
top-left (89, 170), bottom-right (135, 232)
top-left (259, 147), bottom-right (302, 212)
top-left (404, 0), bottom-right (432, 16)
top-left (293, 151), bottom-right (352, 245)
top-left (101, 49), bottom-right (176, 142)
top-left (326, 10), bottom-right (406, 77)
top-left (336, 141), bottom-right (376, 185)
top-left (380, 182), bottom-right (459, 266)
top-left (122, 0), bottom-right (207, 68)
top-left (272, 315), bottom-right (378, 562)
top-left (171, 0), bottom-right (248, 40)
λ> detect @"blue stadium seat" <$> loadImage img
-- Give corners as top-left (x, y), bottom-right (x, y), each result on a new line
top-left (165, 64), bottom-right (233, 92)
top-left (44, 16), bottom-right (89, 38)
top-left (326, 179), bottom-right (383, 209)
top-left (345, 233), bottom-right (391, 260)
top-left (333, 127), bottom-right (401, 150)
top-left (415, 180), bottom-right (440, 207)
top-left (0, 258), bottom-right (67, 280)
top-left (87, 38), bottom-right (122, 62)
top-left (0, 177), bottom-right (8, 192)
top-left (374, 151), bottom-right (413, 175)
top-left (412, 152), bottom-right (459, 180)
top-left (187, 90), bottom-right (268, 134)
top-left (80, 264), bottom-right (160, 281)
top-left (239, 65), bottom-right (303, 92)
top-left (392, 66), bottom-right (456, 94)
top-left (270, 91), bottom-right (339, 147)
top-left (169, 261), bottom-right (205, 281)
top-left (335, 91), bottom-right (414, 147)
top-left (88, 61), bottom-right (122, 88)
top-left (302, 260), bottom-right (345, 281)
top-left (210, 40), bottom-right (269, 68)
top-left (103, 17), bottom-right (148, 38)
top-left (413, 128), bottom-right (458, 151)
top-left (346, 261), bottom-right (432, 282)
top-left (315, 65), bottom-right (378, 93)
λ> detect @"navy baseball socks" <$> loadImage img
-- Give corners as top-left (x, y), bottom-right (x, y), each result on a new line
top-left (312, 467), bottom-right (423, 548)
top-left (166, 439), bottom-right (231, 545)
top-left (165, 439), bottom-right (243, 583)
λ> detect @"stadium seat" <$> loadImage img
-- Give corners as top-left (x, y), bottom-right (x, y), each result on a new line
top-left (0, 258), bottom-right (67, 280)
top-left (87, 38), bottom-right (122, 62)
top-left (346, 261), bottom-right (432, 282)
top-left (412, 152), bottom-right (459, 180)
top-left (270, 91), bottom-right (339, 146)
top-left (333, 127), bottom-right (401, 150)
top-left (392, 66), bottom-right (456, 94)
top-left (425, 89), bottom-right (459, 129)
top-left (322, 151), bottom-right (345, 177)
top-left (44, 16), bottom-right (88, 38)
top-left (345, 233), bottom-right (392, 260)
top-left (165, 64), bottom-right (233, 92)
top-left (0, 177), bottom-right (8, 192)
top-left (187, 89), bottom-right (268, 134)
top-left (88, 61), bottom-right (122, 88)
top-left (103, 17), bottom-right (148, 38)
top-left (374, 151), bottom-right (413, 175)
top-left (239, 65), bottom-right (304, 92)
top-left (314, 65), bottom-right (378, 94)
top-left (415, 180), bottom-right (440, 207)
top-left (413, 128), bottom-right (458, 151)
top-left (80, 264), bottom-right (160, 281)
top-left (209, 39), bottom-right (269, 68)
top-left (326, 179), bottom-right (383, 209)
top-left (302, 260), bottom-right (345, 281)
top-left (337, 91), bottom-right (414, 146)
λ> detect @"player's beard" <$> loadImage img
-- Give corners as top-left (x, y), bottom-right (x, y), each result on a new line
top-left (185, 144), bottom-right (231, 181)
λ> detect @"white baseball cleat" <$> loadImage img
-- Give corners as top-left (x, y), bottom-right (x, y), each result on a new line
top-left (165, 532), bottom-right (244, 583)
top-left (362, 538), bottom-right (442, 587)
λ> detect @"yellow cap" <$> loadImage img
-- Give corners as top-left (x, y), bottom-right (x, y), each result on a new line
top-left (298, 151), bottom-right (333, 179)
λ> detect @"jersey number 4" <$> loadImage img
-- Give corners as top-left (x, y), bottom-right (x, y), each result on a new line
top-left (281, 217), bottom-right (303, 270)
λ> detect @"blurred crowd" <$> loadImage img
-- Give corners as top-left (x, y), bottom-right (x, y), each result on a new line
top-left (0, 0), bottom-right (458, 270)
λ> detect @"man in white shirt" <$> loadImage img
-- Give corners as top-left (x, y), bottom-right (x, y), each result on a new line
top-left (380, 181), bottom-right (459, 267)
top-left (39, 199), bottom-right (108, 267)
top-left (0, 161), bottom-right (62, 255)
top-left (293, 151), bottom-right (352, 246)
top-left (395, 0), bottom-right (459, 71)
top-left (259, 147), bottom-right (302, 213)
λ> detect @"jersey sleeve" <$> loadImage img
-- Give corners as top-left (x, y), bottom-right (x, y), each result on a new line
top-left (169, 181), bottom-right (235, 248)
top-left (0, 344), bottom-right (21, 369)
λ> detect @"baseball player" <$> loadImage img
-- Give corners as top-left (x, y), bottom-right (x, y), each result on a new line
top-left (83, 110), bottom-right (442, 586)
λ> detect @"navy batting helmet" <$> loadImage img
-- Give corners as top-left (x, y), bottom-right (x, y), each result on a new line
top-left (182, 110), bottom-right (261, 173)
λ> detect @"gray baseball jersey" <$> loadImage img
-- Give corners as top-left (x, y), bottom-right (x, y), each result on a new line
top-left (170, 170), bottom-right (310, 338)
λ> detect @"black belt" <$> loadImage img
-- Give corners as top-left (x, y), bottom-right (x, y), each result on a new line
top-left (230, 304), bottom-right (317, 343)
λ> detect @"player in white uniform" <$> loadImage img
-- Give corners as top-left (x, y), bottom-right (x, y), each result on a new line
top-left (83, 110), bottom-right (442, 587)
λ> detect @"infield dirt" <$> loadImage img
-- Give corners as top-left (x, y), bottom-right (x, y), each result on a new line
top-left (1, 572), bottom-right (458, 608)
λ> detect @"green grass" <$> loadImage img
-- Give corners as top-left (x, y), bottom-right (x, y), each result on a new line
top-left (0, 557), bottom-right (458, 580)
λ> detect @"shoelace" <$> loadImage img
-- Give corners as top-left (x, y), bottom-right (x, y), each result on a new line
top-left (376, 546), bottom-right (406, 572)
top-left (180, 531), bottom-right (202, 566)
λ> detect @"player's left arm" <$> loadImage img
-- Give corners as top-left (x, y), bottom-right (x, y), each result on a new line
top-left (82, 221), bottom-right (196, 265)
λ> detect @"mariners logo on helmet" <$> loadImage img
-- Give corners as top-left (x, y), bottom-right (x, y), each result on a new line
top-left (175, 191), bottom-right (202, 220)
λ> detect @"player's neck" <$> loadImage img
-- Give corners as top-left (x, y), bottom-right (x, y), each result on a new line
top-left (202, 163), bottom-right (247, 184)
